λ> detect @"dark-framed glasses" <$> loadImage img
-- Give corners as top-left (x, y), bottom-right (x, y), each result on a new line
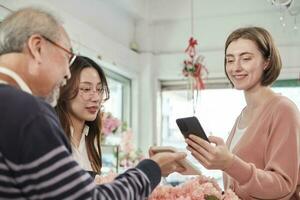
top-left (41, 35), bottom-right (76, 65)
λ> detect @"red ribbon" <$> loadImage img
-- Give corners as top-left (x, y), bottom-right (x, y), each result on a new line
top-left (185, 37), bottom-right (198, 58)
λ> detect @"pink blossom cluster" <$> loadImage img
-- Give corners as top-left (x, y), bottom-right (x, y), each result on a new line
top-left (101, 112), bottom-right (121, 136)
top-left (119, 129), bottom-right (145, 168)
top-left (149, 175), bottom-right (240, 200)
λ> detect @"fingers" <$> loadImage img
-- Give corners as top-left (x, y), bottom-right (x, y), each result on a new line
top-left (161, 162), bottom-right (187, 176)
top-left (189, 147), bottom-right (210, 168)
top-left (188, 135), bottom-right (211, 152)
top-left (173, 152), bottom-right (187, 161)
top-left (148, 146), bottom-right (155, 157)
top-left (208, 136), bottom-right (225, 145)
top-left (174, 165), bottom-right (186, 173)
top-left (186, 139), bottom-right (211, 159)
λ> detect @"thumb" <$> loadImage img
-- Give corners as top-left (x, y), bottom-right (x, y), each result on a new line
top-left (172, 152), bottom-right (187, 161)
top-left (148, 146), bottom-right (155, 157)
top-left (208, 136), bottom-right (225, 146)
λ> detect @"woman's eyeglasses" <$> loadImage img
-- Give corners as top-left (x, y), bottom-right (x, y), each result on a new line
top-left (78, 84), bottom-right (106, 100)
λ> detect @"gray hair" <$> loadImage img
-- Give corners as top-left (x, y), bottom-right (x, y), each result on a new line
top-left (0, 7), bottom-right (62, 55)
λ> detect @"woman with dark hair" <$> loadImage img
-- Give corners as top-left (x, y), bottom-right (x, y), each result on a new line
top-left (56, 56), bottom-right (109, 175)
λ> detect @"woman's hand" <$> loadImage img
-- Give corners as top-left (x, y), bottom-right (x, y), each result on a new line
top-left (186, 135), bottom-right (234, 170)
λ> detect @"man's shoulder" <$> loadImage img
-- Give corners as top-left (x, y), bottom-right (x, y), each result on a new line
top-left (0, 84), bottom-right (55, 121)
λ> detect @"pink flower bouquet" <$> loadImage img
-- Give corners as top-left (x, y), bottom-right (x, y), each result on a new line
top-left (119, 129), bottom-right (145, 168)
top-left (101, 112), bottom-right (122, 136)
top-left (149, 175), bottom-right (240, 200)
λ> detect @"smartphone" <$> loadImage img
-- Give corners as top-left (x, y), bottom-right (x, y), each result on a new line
top-left (176, 116), bottom-right (209, 142)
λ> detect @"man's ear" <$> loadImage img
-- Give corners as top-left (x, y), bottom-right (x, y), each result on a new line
top-left (26, 34), bottom-right (43, 64)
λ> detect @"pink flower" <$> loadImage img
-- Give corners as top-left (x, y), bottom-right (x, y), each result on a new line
top-left (118, 129), bottom-right (145, 168)
top-left (223, 189), bottom-right (240, 200)
top-left (101, 112), bottom-right (121, 136)
top-left (149, 175), bottom-right (240, 200)
top-left (120, 129), bottom-right (134, 153)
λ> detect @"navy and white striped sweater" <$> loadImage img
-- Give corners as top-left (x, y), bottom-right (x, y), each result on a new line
top-left (0, 85), bottom-right (161, 199)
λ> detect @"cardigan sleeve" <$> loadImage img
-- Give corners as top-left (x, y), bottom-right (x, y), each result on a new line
top-left (224, 98), bottom-right (300, 199)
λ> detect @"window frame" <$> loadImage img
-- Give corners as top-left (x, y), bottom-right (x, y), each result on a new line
top-left (103, 68), bottom-right (132, 126)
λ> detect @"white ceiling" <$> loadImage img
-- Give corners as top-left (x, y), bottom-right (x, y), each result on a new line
top-left (50, 0), bottom-right (300, 47)
top-left (1, 0), bottom-right (299, 79)
top-left (101, 0), bottom-right (282, 20)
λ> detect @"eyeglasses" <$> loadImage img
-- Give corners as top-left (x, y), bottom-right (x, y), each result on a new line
top-left (78, 84), bottom-right (106, 100)
top-left (41, 35), bottom-right (76, 65)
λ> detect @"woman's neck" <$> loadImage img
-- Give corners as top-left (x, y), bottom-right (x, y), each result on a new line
top-left (70, 116), bottom-right (85, 148)
top-left (244, 86), bottom-right (275, 110)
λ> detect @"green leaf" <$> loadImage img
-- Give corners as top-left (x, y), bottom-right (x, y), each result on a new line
top-left (205, 195), bottom-right (219, 200)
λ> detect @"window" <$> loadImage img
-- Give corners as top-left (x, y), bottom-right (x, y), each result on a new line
top-left (159, 79), bottom-right (300, 187)
top-left (103, 68), bottom-right (131, 125)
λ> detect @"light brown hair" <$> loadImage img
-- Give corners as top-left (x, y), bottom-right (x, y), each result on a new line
top-left (224, 26), bottom-right (282, 86)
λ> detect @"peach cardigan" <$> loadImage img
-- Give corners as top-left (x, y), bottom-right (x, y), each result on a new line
top-left (224, 95), bottom-right (300, 200)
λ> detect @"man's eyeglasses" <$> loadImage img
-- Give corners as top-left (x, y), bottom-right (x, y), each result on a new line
top-left (41, 35), bottom-right (76, 65)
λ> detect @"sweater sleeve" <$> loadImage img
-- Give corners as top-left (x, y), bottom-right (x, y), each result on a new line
top-left (224, 99), bottom-right (300, 199)
top-left (94, 159), bottom-right (161, 200)
top-left (4, 109), bottom-right (161, 199)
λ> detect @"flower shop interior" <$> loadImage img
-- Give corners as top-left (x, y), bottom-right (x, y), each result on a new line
top-left (1, 0), bottom-right (300, 191)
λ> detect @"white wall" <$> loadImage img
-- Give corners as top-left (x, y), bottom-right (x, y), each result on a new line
top-left (0, 0), bottom-right (147, 149)
top-left (137, 0), bottom-right (300, 151)
top-left (143, 0), bottom-right (300, 80)
top-left (1, 0), bottom-right (299, 153)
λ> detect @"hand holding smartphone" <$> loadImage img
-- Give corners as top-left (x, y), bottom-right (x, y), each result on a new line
top-left (176, 116), bottom-right (209, 142)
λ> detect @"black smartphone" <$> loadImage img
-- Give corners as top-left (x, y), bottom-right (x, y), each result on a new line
top-left (176, 116), bottom-right (209, 142)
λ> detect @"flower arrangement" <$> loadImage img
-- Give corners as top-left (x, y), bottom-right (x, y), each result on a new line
top-left (95, 169), bottom-right (239, 200)
top-left (119, 129), bottom-right (145, 168)
top-left (149, 175), bottom-right (240, 200)
top-left (101, 112), bottom-right (122, 139)
top-left (101, 112), bottom-right (145, 168)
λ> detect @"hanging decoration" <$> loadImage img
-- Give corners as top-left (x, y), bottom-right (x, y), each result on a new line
top-left (182, 0), bottom-right (208, 114)
top-left (182, 37), bottom-right (208, 90)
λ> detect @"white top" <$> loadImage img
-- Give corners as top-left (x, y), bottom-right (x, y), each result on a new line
top-left (230, 126), bottom-right (247, 152)
top-left (70, 126), bottom-right (93, 171)
top-left (229, 113), bottom-right (247, 152)
top-left (0, 67), bottom-right (32, 94)
top-left (0, 80), bottom-right (8, 84)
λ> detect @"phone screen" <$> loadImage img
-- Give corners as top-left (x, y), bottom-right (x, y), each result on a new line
top-left (176, 116), bottom-right (209, 142)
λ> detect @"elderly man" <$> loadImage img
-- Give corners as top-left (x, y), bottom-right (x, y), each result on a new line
top-left (0, 8), bottom-right (186, 199)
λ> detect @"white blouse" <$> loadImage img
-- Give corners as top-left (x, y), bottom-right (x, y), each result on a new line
top-left (229, 126), bottom-right (247, 152)
top-left (71, 126), bottom-right (93, 171)
top-left (229, 112), bottom-right (247, 152)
